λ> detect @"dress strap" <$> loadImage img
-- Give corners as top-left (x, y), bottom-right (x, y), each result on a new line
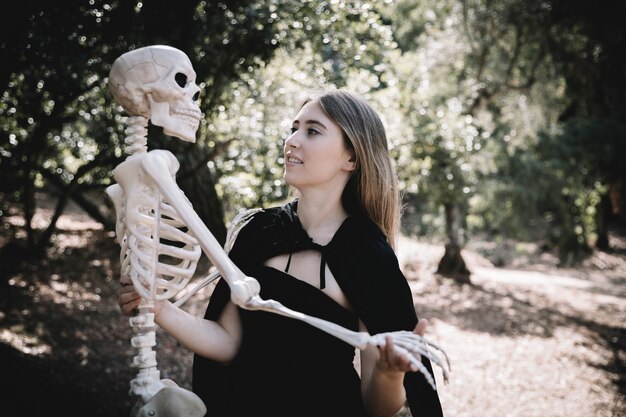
top-left (283, 243), bottom-right (327, 289)
top-left (319, 251), bottom-right (326, 289)
top-left (284, 252), bottom-right (293, 273)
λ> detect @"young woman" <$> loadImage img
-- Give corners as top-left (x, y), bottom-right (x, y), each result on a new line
top-left (119, 90), bottom-right (444, 417)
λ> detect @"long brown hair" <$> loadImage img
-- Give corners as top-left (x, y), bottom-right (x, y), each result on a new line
top-left (303, 90), bottom-right (401, 249)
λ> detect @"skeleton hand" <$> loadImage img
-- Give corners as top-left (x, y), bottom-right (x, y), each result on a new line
top-left (368, 323), bottom-right (450, 390)
top-left (376, 319), bottom-right (428, 374)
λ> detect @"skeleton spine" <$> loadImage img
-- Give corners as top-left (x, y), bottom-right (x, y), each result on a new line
top-left (125, 116), bottom-right (149, 156)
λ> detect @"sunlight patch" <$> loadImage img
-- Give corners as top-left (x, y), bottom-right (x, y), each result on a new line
top-left (0, 328), bottom-right (52, 356)
top-left (37, 278), bottom-right (101, 307)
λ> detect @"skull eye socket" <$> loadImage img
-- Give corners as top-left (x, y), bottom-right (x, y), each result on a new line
top-left (175, 72), bottom-right (188, 88)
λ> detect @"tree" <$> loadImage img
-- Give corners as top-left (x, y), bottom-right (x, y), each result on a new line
top-left (189, 2), bottom-right (396, 219)
top-left (467, 0), bottom-right (626, 257)
top-left (382, 0), bottom-right (537, 282)
top-left (0, 0), bottom-right (392, 258)
top-left (543, 0), bottom-right (626, 251)
top-left (381, 0), bottom-right (625, 271)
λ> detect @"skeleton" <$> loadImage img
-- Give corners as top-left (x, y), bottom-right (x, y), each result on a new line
top-left (106, 45), bottom-right (450, 417)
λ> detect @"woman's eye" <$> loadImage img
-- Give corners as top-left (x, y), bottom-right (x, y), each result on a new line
top-left (290, 127), bottom-right (298, 134)
top-left (307, 128), bottom-right (320, 135)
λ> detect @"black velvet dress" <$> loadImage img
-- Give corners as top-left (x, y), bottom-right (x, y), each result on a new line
top-left (192, 200), bottom-right (444, 417)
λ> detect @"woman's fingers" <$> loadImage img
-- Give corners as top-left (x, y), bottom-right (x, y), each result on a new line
top-left (377, 320), bottom-right (432, 373)
top-left (118, 283), bottom-right (141, 316)
top-left (117, 284), bottom-right (164, 316)
top-left (415, 318), bottom-right (428, 336)
top-left (378, 319), bottom-right (428, 372)
top-left (378, 335), bottom-right (416, 373)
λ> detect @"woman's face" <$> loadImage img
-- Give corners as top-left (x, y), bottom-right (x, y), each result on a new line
top-left (283, 100), bottom-right (355, 191)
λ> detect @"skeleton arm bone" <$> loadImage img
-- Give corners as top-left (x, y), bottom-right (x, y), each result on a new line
top-left (106, 184), bottom-right (132, 285)
top-left (246, 295), bottom-right (448, 389)
top-left (173, 208), bottom-right (262, 308)
top-left (139, 150), bottom-right (367, 344)
top-left (139, 150), bottom-right (369, 339)
top-left (140, 150), bottom-right (260, 306)
top-left (141, 150), bottom-right (450, 389)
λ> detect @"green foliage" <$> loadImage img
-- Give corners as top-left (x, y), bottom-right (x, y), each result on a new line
top-left (379, 0), bottom-right (626, 259)
top-left (202, 4), bottom-right (395, 220)
top-left (1, 0), bottom-right (624, 263)
top-left (0, 0), bottom-right (395, 251)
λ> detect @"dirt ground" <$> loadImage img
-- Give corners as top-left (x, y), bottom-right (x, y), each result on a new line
top-left (1, 202), bottom-right (624, 417)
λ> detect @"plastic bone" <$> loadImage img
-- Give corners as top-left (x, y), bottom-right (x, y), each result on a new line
top-left (108, 44), bottom-right (201, 143)
top-left (131, 380), bottom-right (207, 417)
top-left (106, 45), bottom-right (205, 417)
top-left (107, 45), bottom-right (450, 416)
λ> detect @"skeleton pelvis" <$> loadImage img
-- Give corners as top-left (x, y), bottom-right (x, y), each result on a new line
top-left (131, 379), bottom-right (207, 417)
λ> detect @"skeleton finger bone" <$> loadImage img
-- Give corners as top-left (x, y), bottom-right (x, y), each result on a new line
top-left (369, 331), bottom-right (451, 385)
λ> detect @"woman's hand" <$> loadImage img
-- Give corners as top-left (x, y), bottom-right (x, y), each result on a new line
top-left (376, 319), bottom-right (429, 374)
top-left (118, 282), bottom-right (166, 316)
top-left (118, 282), bottom-right (141, 316)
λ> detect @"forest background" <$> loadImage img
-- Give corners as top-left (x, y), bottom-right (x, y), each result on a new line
top-left (0, 1), bottom-right (624, 416)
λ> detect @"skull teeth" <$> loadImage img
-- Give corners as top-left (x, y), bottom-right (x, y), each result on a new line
top-left (173, 108), bottom-right (202, 126)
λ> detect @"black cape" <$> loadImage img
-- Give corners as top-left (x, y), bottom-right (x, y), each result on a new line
top-left (192, 200), bottom-right (444, 416)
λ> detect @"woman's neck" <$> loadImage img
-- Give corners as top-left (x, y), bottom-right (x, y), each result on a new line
top-left (295, 192), bottom-right (348, 245)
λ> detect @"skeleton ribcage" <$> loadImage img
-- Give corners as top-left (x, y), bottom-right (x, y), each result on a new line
top-left (123, 183), bottom-right (201, 300)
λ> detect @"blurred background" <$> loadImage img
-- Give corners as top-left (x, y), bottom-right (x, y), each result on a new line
top-left (0, 1), bottom-right (624, 416)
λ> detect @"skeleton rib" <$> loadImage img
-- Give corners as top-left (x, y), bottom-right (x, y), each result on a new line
top-left (157, 242), bottom-right (201, 260)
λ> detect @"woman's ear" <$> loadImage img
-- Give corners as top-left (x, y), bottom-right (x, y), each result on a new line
top-left (343, 152), bottom-right (357, 172)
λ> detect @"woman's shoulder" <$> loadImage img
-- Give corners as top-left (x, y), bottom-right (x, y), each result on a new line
top-left (226, 201), bottom-right (302, 270)
top-left (227, 201), bottom-right (296, 254)
top-left (236, 200), bottom-right (296, 231)
top-left (341, 215), bottom-right (393, 252)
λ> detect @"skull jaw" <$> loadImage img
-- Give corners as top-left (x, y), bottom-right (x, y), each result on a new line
top-left (150, 99), bottom-right (199, 143)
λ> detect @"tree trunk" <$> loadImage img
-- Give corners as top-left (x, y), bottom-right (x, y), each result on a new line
top-left (150, 127), bottom-right (227, 246)
top-left (595, 192), bottom-right (611, 251)
top-left (21, 162), bottom-right (36, 250)
top-left (39, 167), bottom-right (116, 232)
top-left (173, 145), bottom-right (227, 246)
top-left (609, 179), bottom-right (625, 223)
top-left (437, 202), bottom-right (472, 284)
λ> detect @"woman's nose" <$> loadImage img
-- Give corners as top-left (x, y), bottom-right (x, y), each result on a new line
top-left (285, 134), bottom-right (301, 148)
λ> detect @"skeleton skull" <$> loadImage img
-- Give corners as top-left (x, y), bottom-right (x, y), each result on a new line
top-left (108, 45), bottom-right (202, 142)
